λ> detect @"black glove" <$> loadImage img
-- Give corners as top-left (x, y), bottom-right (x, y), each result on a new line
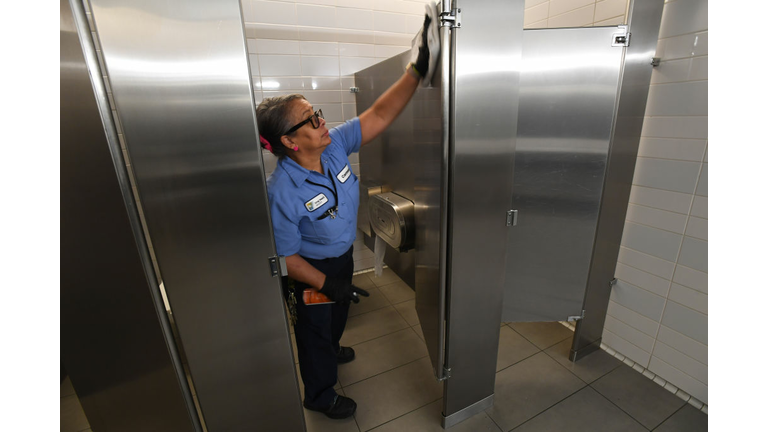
top-left (412, 14), bottom-right (431, 77)
top-left (321, 277), bottom-right (370, 304)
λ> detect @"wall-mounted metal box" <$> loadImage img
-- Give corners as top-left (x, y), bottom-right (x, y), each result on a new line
top-left (368, 192), bottom-right (414, 251)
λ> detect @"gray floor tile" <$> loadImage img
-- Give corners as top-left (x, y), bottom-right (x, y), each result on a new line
top-left (496, 324), bottom-right (540, 372)
top-left (338, 328), bottom-right (428, 386)
top-left (61, 376), bottom-right (76, 398)
top-left (592, 365), bottom-right (686, 430)
top-left (61, 394), bottom-right (91, 432)
top-left (353, 272), bottom-right (376, 290)
top-left (486, 351), bottom-right (586, 431)
top-left (512, 387), bottom-right (647, 432)
top-left (296, 363), bottom-right (340, 401)
top-left (349, 286), bottom-right (392, 317)
top-left (344, 357), bottom-right (443, 431)
top-left (304, 409), bottom-right (360, 432)
top-left (370, 268), bottom-right (402, 287)
top-left (341, 306), bottom-right (409, 347)
top-left (355, 258), bottom-right (375, 272)
top-left (379, 280), bottom-right (415, 305)
top-left (544, 339), bottom-right (623, 383)
top-left (393, 299), bottom-right (420, 326)
top-left (412, 324), bottom-right (425, 342)
top-left (354, 247), bottom-right (375, 261)
top-left (370, 399), bottom-right (501, 432)
top-left (653, 404), bottom-right (708, 432)
top-left (508, 322), bottom-right (574, 350)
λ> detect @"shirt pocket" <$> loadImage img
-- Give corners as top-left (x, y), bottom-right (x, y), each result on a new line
top-left (306, 213), bottom-right (347, 245)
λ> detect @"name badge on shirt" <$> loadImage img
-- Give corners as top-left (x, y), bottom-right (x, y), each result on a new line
top-left (337, 165), bottom-right (351, 183)
top-left (305, 193), bottom-right (328, 212)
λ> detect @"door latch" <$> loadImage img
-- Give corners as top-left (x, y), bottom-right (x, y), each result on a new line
top-left (269, 256), bottom-right (287, 277)
top-left (506, 210), bottom-right (518, 227)
top-left (612, 25), bottom-right (630, 47)
top-left (567, 310), bottom-right (586, 322)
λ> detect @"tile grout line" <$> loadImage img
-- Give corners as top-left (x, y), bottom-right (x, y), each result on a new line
top-left (360, 396), bottom-right (443, 432)
top-left (628, 199), bottom-right (699, 217)
top-left (585, 379), bottom-right (659, 431)
top-left (507, 386), bottom-right (592, 432)
top-left (649, 403), bottom-right (688, 432)
top-left (340, 352), bottom-right (431, 388)
top-left (557, 321), bottom-right (707, 413)
top-left (344, 317), bottom-right (413, 350)
top-left (644, 141), bottom-right (707, 409)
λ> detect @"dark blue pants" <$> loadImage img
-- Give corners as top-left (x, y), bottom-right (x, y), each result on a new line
top-left (286, 246), bottom-right (353, 408)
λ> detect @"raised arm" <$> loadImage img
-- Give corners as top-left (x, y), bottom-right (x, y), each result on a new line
top-left (358, 70), bottom-right (420, 146)
top-left (357, 9), bottom-right (437, 147)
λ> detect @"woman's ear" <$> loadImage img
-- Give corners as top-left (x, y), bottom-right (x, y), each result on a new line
top-left (280, 135), bottom-right (294, 151)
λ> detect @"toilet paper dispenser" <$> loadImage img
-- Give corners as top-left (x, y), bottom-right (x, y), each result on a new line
top-left (368, 192), bottom-right (415, 252)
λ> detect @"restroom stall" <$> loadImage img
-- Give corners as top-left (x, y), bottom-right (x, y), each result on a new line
top-left (62, 0), bottom-right (663, 429)
top-left (62, 0), bottom-right (305, 430)
top-left (355, 0), bottom-right (663, 426)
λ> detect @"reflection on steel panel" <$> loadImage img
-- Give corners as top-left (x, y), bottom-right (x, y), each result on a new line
top-left (89, 0), bottom-right (304, 430)
top-left (355, 51), bottom-right (443, 377)
top-left (443, 0), bottom-right (523, 421)
top-left (60, 0), bottom-right (197, 430)
top-left (502, 27), bottom-right (624, 322)
top-left (572, 0), bottom-right (666, 361)
top-left (355, 52), bottom-right (442, 291)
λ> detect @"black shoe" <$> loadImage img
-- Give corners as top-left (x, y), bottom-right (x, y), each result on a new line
top-left (337, 346), bottom-right (355, 364)
top-left (304, 395), bottom-right (357, 419)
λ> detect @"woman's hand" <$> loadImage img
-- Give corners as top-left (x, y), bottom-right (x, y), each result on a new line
top-left (321, 277), bottom-right (370, 304)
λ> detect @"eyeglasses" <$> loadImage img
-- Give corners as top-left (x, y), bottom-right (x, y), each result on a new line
top-left (283, 109), bottom-right (324, 135)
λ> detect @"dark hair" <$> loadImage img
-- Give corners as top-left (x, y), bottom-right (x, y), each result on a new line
top-left (256, 94), bottom-right (307, 157)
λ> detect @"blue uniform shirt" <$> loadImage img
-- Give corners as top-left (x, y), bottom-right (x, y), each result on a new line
top-left (267, 118), bottom-right (362, 260)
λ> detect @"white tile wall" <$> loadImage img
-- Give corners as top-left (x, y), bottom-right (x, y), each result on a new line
top-left (523, 0), bottom-right (630, 29)
top-left (244, 0), bottom-right (433, 183)
top-left (604, 0), bottom-right (708, 404)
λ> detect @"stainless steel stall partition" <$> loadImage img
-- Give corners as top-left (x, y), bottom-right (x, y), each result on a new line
top-left (84, 0), bottom-right (305, 430)
top-left (503, 2), bottom-right (665, 364)
top-left (356, 0), bottom-right (664, 427)
top-left (61, 0), bottom-right (199, 430)
top-left (356, 0), bottom-right (523, 427)
top-left (501, 27), bottom-right (626, 323)
top-left (571, 0), bottom-right (666, 361)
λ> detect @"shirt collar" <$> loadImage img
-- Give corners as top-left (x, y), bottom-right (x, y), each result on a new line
top-left (280, 154), bottom-right (334, 188)
top-left (279, 156), bottom-right (311, 187)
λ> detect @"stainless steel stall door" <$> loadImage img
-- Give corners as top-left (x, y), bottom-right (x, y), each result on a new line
top-left (88, 0), bottom-right (305, 430)
top-left (502, 27), bottom-right (625, 322)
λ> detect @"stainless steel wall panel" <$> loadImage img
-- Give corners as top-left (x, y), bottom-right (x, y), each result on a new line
top-left (355, 45), bottom-right (446, 381)
top-left (61, 0), bottom-right (198, 430)
top-left (501, 27), bottom-right (625, 323)
top-left (355, 51), bottom-right (442, 290)
top-left (88, 0), bottom-right (304, 430)
top-left (572, 0), bottom-right (666, 361)
top-left (443, 0), bottom-right (523, 421)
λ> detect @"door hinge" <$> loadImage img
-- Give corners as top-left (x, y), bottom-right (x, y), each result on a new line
top-left (612, 25), bottom-right (630, 47)
top-left (609, 278), bottom-right (617, 287)
top-left (506, 209), bottom-right (518, 227)
top-left (269, 256), bottom-right (287, 277)
top-left (567, 310), bottom-right (586, 322)
top-left (440, 8), bottom-right (461, 28)
top-left (437, 366), bottom-right (452, 381)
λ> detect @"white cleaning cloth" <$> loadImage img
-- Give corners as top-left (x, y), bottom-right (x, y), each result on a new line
top-left (409, 0), bottom-right (441, 87)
